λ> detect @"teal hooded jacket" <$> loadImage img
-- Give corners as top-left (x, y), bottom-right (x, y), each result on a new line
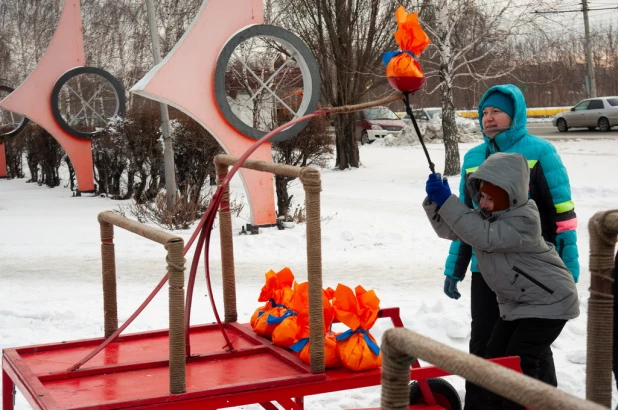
top-left (445, 84), bottom-right (580, 282)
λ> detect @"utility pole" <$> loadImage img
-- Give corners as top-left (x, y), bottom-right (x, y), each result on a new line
top-left (582, 0), bottom-right (597, 98)
top-left (146, 0), bottom-right (177, 208)
top-left (533, 3), bottom-right (608, 98)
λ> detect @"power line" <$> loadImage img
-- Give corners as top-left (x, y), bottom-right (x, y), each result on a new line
top-left (533, 6), bottom-right (618, 13)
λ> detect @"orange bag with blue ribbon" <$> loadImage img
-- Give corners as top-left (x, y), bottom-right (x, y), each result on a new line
top-left (290, 288), bottom-right (342, 368)
top-left (332, 284), bottom-right (381, 371)
top-left (272, 281), bottom-right (309, 348)
top-left (250, 267), bottom-right (295, 338)
top-left (382, 6), bottom-right (430, 93)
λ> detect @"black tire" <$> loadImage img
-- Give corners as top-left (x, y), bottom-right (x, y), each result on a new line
top-left (557, 118), bottom-right (568, 133)
top-left (51, 66), bottom-right (125, 140)
top-left (214, 25), bottom-right (320, 142)
top-left (598, 117), bottom-right (611, 132)
top-left (361, 131), bottom-right (369, 145)
top-left (409, 378), bottom-right (462, 410)
top-left (0, 85), bottom-right (29, 138)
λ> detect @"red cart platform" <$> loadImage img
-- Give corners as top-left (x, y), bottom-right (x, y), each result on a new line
top-left (2, 310), bottom-right (523, 410)
top-left (2, 156), bottom-right (523, 410)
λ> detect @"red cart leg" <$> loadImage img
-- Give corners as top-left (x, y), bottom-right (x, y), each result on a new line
top-left (412, 359), bottom-right (436, 406)
top-left (294, 396), bottom-right (304, 409)
top-left (2, 367), bottom-right (15, 410)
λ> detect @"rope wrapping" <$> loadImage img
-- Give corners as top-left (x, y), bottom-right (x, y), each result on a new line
top-left (586, 209), bottom-right (618, 407)
top-left (99, 221), bottom-right (118, 338)
top-left (166, 239), bottom-right (186, 394)
top-left (380, 336), bottom-right (417, 409)
top-left (300, 167), bottom-right (325, 374)
top-left (381, 328), bottom-right (607, 410)
top-left (216, 164), bottom-right (237, 323)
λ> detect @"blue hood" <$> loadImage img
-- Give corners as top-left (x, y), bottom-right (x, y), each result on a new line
top-left (478, 84), bottom-right (528, 152)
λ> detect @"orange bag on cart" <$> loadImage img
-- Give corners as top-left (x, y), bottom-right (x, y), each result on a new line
top-left (272, 282), bottom-right (309, 348)
top-left (332, 284), bottom-right (382, 371)
top-left (250, 267), bottom-right (295, 338)
top-left (290, 288), bottom-right (342, 368)
top-left (298, 333), bottom-right (342, 368)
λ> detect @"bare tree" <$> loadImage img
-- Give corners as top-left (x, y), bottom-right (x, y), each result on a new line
top-left (420, 0), bottom-right (548, 175)
top-left (276, 0), bottom-right (416, 170)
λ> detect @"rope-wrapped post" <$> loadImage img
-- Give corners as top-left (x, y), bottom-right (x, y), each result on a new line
top-left (380, 333), bottom-right (417, 409)
top-left (300, 167), bottom-right (325, 374)
top-left (381, 327), bottom-right (607, 410)
top-left (215, 160), bottom-right (237, 323)
top-left (98, 217), bottom-right (118, 338)
top-left (166, 238), bottom-right (186, 394)
top-left (586, 209), bottom-right (618, 407)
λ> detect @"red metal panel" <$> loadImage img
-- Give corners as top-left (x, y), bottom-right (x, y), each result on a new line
top-left (41, 353), bottom-right (317, 409)
top-left (21, 325), bottom-right (256, 375)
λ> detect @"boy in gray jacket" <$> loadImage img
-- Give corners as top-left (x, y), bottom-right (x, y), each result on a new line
top-left (423, 152), bottom-right (579, 409)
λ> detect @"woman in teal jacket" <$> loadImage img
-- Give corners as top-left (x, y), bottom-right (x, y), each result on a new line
top-left (442, 84), bottom-right (579, 409)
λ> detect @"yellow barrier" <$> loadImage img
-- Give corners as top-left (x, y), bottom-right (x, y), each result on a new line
top-left (457, 107), bottom-right (571, 119)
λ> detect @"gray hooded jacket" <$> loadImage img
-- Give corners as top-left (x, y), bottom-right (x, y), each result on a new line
top-left (423, 152), bottom-right (579, 321)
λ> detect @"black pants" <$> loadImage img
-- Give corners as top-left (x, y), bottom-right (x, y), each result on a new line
top-left (484, 318), bottom-right (566, 409)
top-left (464, 273), bottom-right (558, 410)
top-left (612, 252), bottom-right (618, 387)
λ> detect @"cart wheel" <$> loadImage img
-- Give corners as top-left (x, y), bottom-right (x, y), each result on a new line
top-left (51, 66), bottom-right (125, 140)
top-left (409, 378), bottom-right (461, 410)
top-left (0, 85), bottom-right (29, 138)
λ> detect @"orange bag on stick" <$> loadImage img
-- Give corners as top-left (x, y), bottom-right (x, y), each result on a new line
top-left (383, 6), bottom-right (430, 79)
top-left (251, 268), bottom-right (295, 337)
top-left (332, 284), bottom-right (382, 371)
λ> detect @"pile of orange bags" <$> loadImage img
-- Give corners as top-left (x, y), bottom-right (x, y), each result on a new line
top-left (250, 269), bottom-right (382, 371)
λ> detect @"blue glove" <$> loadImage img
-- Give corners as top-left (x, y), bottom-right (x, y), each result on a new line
top-left (425, 173), bottom-right (451, 206)
top-left (443, 276), bottom-right (461, 299)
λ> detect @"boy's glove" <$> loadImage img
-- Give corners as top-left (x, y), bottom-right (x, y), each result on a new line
top-left (443, 276), bottom-right (461, 299)
top-left (425, 173), bottom-right (451, 206)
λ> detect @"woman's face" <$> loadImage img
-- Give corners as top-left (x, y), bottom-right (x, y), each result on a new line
top-left (479, 191), bottom-right (495, 216)
top-left (482, 107), bottom-right (512, 133)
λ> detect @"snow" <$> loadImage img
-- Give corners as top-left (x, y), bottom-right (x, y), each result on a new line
top-left (2, 139), bottom-right (618, 408)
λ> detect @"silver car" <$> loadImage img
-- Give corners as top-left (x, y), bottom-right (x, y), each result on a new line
top-left (552, 96), bottom-right (618, 132)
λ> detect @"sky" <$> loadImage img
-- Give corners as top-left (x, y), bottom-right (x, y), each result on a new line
top-left (1, 135), bottom-right (618, 408)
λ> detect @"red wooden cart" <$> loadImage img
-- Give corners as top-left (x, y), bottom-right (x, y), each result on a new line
top-left (2, 156), bottom-right (524, 410)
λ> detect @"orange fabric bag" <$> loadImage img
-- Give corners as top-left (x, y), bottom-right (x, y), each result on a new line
top-left (298, 333), bottom-right (342, 368)
top-left (272, 282), bottom-right (309, 348)
top-left (384, 6), bottom-right (430, 79)
top-left (289, 288), bottom-right (341, 368)
top-left (250, 268), bottom-right (295, 338)
top-left (332, 284), bottom-right (382, 371)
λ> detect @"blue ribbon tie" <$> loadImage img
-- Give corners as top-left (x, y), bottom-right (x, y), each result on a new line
top-left (266, 309), bottom-right (297, 325)
top-left (335, 329), bottom-right (380, 355)
top-left (382, 50), bottom-right (417, 66)
top-left (290, 337), bottom-right (310, 353)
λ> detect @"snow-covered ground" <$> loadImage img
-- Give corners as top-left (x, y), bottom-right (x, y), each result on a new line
top-left (1, 138), bottom-right (618, 409)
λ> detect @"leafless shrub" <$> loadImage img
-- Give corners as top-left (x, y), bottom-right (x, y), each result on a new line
top-left (117, 185), bottom-right (244, 230)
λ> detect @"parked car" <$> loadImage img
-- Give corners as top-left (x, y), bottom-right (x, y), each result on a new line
top-left (355, 106), bottom-right (406, 145)
top-left (399, 107), bottom-right (480, 133)
top-left (552, 96), bottom-right (618, 132)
